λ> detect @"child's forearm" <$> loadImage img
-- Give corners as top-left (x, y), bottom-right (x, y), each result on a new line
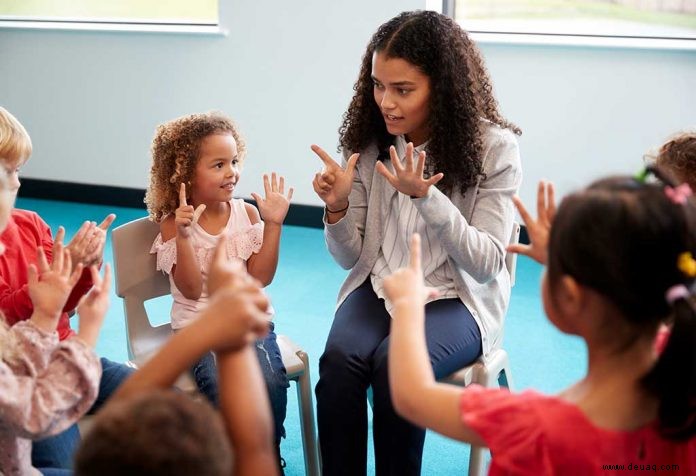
top-left (217, 346), bottom-right (278, 476)
top-left (112, 318), bottom-right (212, 401)
top-left (173, 236), bottom-right (203, 299)
top-left (247, 223), bottom-right (281, 286)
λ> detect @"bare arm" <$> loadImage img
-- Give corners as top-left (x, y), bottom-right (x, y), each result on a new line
top-left (217, 346), bottom-right (278, 476)
top-left (385, 234), bottom-right (485, 446)
top-left (244, 203), bottom-right (280, 286)
top-left (161, 215), bottom-right (203, 300)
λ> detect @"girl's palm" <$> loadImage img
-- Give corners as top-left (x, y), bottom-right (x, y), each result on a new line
top-left (251, 173), bottom-right (293, 225)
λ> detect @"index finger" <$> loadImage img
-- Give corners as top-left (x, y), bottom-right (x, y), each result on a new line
top-left (409, 233), bottom-right (422, 271)
top-left (179, 183), bottom-right (188, 207)
top-left (97, 213), bottom-right (116, 231)
top-left (311, 144), bottom-right (339, 169)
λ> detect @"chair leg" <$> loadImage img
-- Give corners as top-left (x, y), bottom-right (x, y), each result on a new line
top-left (296, 351), bottom-right (320, 476)
top-left (468, 444), bottom-right (486, 476)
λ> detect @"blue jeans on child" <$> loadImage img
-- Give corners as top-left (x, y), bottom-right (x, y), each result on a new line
top-left (191, 322), bottom-right (289, 444)
top-left (32, 357), bottom-right (135, 472)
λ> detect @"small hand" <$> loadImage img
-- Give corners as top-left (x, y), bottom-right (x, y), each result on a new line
top-left (383, 233), bottom-right (439, 307)
top-left (28, 241), bottom-right (84, 333)
top-left (76, 264), bottom-right (112, 347)
top-left (60, 221), bottom-right (96, 271)
top-left (507, 180), bottom-right (556, 265)
top-left (207, 236), bottom-right (259, 297)
top-left (175, 183), bottom-right (206, 238)
top-left (251, 173), bottom-right (293, 225)
top-left (82, 214), bottom-right (116, 267)
top-left (376, 144), bottom-right (443, 198)
top-left (311, 144), bottom-right (359, 210)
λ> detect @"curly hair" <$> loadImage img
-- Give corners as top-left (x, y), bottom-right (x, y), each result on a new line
top-left (145, 112), bottom-right (246, 222)
top-left (656, 129), bottom-right (696, 191)
top-left (339, 10), bottom-right (520, 194)
top-left (74, 390), bottom-right (232, 476)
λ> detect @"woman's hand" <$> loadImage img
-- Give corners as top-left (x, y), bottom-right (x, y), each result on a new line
top-left (507, 180), bottom-right (556, 265)
top-left (251, 173), bottom-right (293, 225)
top-left (175, 183), bottom-right (206, 239)
top-left (76, 265), bottom-right (111, 347)
top-left (383, 233), bottom-right (439, 307)
top-left (81, 214), bottom-right (116, 267)
top-left (28, 240), bottom-right (84, 333)
top-left (311, 144), bottom-right (359, 210)
top-left (376, 143), bottom-right (443, 198)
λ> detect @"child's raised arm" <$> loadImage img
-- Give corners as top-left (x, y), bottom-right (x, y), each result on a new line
top-left (160, 183), bottom-right (206, 300)
top-left (386, 234), bottom-right (485, 445)
top-left (247, 173), bottom-right (293, 286)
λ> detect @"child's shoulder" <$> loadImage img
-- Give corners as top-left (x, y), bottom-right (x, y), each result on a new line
top-left (240, 200), bottom-right (260, 225)
top-left (159, 214), bottom-right (177, 241)
top-left (10, 208), bottom-right (48, 230)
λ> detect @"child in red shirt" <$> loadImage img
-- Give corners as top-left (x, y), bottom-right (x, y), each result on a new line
top-left (0, 106), bottom-right (133, 470)
top-left (385, 168), bottom-right (695, 475)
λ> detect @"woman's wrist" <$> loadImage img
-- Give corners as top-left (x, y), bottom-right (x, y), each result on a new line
top-left (326, 201), bottom-right (349, 214)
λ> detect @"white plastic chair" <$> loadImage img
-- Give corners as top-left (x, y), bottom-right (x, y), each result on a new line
top-left (112, 217), bottom-right (320, 476)
top-left (441, 222), bottom-right (520, 476)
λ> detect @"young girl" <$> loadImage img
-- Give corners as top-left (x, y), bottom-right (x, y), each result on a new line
top-left (145, 112), bottom-right (293, 471)
top-left (0, 168), bottom-right (112, 476)
top-left (311, 10), bottom-right (521, 474)
top-left (385, 169), bottom-right (695, 475)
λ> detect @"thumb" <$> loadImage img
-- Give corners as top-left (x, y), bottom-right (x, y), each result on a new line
top-left (345, 153), bottom-right (360, 175)
top-left (192, 204), bottom-right (206, 224)
top-left (250, 192), bottom-right (262, 204)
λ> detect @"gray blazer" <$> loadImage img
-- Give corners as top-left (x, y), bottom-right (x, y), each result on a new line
top-left (325, 122), bottom-right (522, 359)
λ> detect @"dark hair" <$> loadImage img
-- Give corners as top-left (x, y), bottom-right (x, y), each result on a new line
top-left (547, 167), bottom-right (696, 440)
top-left (75, 390), bottom-right (232, 476)
top-left (339, 10), bottom-right (520, 195)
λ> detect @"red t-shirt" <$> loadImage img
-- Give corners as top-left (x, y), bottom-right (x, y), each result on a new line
top-left (460, 385), bottom-right (695, 475)
top-left (0, 209), bottom-right (93, 340)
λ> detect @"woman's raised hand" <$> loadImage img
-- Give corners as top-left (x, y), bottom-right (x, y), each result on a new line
top-left (251, 173), bottom-right (293, 225)
top-left (507, 180), bottom-right (556, 265)
top-left (311, 144), bottom-right (359, 210)
top-left (376, 143), bottom-right (443, 198)
top-left (175, 183), bottom-right (206, 238)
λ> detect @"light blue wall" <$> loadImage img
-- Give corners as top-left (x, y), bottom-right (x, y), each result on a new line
top-left (1, 2), bottom-right (695, 207)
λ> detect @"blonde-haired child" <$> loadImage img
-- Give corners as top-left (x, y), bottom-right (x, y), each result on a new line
top-left (386, 171), bottom-right (695, 475)
top-left (0, 166), bottom-right (112, 475)
top-left (0, 106), bottom-right (133, 470)
top-left (146, 111), bottom-right (293, 471)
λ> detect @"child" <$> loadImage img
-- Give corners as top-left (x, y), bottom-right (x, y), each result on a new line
top-left (653, 129), bottom-right (696, 191)
top-left (310, 10), bottom-right (521, 474)
top-left (0, 167), bottom-right (112, 476)
top-left (0, 106), bottom-right (133, 470)
top-left (75, 238), bottom-right (278, 476)
top-left (145, 111), bottom-right (293, 470)
top-left (385, 170), bottom-right (695, 475)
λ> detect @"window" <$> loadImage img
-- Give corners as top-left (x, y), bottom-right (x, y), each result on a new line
top-left (0, 0), bottom-right (219, 32)
top-left (453, 0), bottom-right (696, 40)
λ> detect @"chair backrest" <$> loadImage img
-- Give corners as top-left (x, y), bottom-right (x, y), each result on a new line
top-left (505, 222), bottom-right (521, 288)
top-left (112, 217), bottom-right (172, 361)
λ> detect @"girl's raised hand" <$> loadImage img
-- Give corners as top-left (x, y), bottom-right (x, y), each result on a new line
top-left (311, 144), bottom-right (359, 210)
top-left (76, 265), bottom-right (111, 347)
top-left (27, 241), bottom-right (84, 333)
top-left (251, 173), bottom-right (293, 225)
top-left (376, 144), bottom-right (444, 198)
top-left (507, 180), bottom-right (556, 265)
top-left (175, 183), bottom-right (206, 238)
top-left (383, 233), bottom-right (439, 308)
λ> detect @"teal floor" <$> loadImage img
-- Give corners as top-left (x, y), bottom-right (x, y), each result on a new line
top-left (16, 197), bottom-right (587, 476)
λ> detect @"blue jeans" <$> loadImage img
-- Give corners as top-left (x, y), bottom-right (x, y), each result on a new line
top-left (32, 357), bottom-right (135, 470)
top-left (316, 280), bottom-right (482, 476)
top-left (191, 322), bottom-right (289, 444)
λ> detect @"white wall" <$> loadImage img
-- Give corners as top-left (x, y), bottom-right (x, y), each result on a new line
top-left (1, 2), bottom-right (695, 208)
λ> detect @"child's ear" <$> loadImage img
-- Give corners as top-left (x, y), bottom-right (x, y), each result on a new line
top-left (558, 275), bottom-right (584, 317)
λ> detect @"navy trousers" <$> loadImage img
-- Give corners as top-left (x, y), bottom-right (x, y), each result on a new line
top-left (316, 280), bottom-right (482, 476)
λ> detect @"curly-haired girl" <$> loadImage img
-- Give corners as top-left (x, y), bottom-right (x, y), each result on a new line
top-left (145, 111), bottom-right (293, 473)
top-left (310, 10), bottom-right (522, 474)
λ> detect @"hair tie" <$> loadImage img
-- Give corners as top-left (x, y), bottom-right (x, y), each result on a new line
top-left (666, 284), bottom-right (690, 305)
top-left (664, 183), bottom-right (693, 205)
top-left (634, 168), bottom-right (650, 183)
top-left (678, 252), bottom-right (696, 278)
